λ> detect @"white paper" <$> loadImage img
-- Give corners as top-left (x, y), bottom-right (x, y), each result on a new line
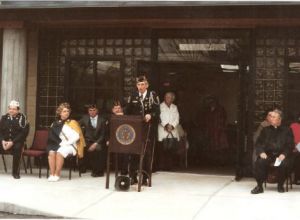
top-left (274, 157), bottom-right (282, 167)
top-left (296, 143), bottom-right (300, 152)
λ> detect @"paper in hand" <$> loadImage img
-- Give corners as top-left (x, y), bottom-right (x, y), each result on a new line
top-left (274, 157), bottom-right (282, 167)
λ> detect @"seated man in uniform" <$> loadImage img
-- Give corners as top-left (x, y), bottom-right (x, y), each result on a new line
top-left (0, 100), bottom-right (29, 179)
top-left (251, 109), bottom-right (294, 194)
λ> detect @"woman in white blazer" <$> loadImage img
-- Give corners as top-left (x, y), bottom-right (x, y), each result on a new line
top-left (158, 92), bottom-right (180, 170)
top-left (158, 92), bottom-right (180, 141)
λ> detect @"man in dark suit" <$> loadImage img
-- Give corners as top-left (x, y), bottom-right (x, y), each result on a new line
top-left (79, 104), bottom-right (106, 177)
top-left (251, 109), bottom-right (294, 194)
top-left (0, 100), bottom-right (29, 179)
top-left (125, 75), bottom-right (160, 185)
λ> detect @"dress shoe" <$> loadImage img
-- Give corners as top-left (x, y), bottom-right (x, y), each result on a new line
top-left (277, 185), bottom-right (285, 193)
top-left (91, 172), bottom-right (104, 177)
top-left (79, 168), bottom-right (87, 174)
top-left (130, 177), bottom-right (138, 185)
top-left (251, 186), bottom-right (264, 194)
top-left (142, 178), bottom-right (148, 186)
top-left (13, 174), bottom-right (20, 179)
top-left (293, 179), bottom-right (300, 185)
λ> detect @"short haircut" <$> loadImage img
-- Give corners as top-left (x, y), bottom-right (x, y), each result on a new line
top-left (87, 104), bottom-right (98, 110)
top-left (112, 100), bottom-right (122, 107)
top-left (264, 108), bottom-right (274, 118)
top-left (136, 75), bottom-right (148, 84)
top-left (273, 109), bottom-right (283, 119)
top-left (165, 92), bottom-right (175, 102)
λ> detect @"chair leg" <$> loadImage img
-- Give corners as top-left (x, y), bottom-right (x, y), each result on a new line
top-left (185, 148), bottom-right (188, 169)
top-left (74, 157), bottom-right (81, 177)
top-left (22, 155), bottom-right (27, 174)
top-left (38, 157), bottom-right (42, 178)
top-left (27, 157), bottom-right (33, 174)
top-left (2, 154), bottom-right (7, 173)
top-left (46, 166), bottom-right (49, 178)
top-left (45, 154), bottom-right (49, 178)
top-left (69, 167), bottom-right (72, 180)
top-left (68, 157), bottom-right (73, 180)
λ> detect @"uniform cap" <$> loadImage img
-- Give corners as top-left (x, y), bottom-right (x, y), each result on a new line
top-left (9, 100), bottom-right (20, 108)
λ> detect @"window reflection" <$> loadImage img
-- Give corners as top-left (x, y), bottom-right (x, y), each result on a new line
top-left (68, 59), bottom-right (122, 118)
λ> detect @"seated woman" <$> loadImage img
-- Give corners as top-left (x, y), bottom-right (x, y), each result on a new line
top-left (158, 92), bottom-right (180, 170)
top-left (47, 102), bottom-right (85, 181)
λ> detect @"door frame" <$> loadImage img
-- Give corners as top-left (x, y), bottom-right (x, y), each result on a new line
top-left (137, 60), bottom-right (251, 177)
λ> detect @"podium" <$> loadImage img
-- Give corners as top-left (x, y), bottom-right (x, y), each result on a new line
top-left (105, 115), bottom-right (151, 192)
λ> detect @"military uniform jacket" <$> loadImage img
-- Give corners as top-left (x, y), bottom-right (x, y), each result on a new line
top-left (126, 90), bottom-right (160, 122)
top-left (0, 113), bottom-right (29, 144)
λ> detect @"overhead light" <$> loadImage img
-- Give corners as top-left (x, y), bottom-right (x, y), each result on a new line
top-left (179, 43), bottom-right (226, 51)
top-left (222, 70), bottom-right (237, 73)
top-left (221, 64), bottom-right (239, 70)
top-left (289, 62), bottom-right (300, 70)
top-left (289, 62), bottom-right (300, 68)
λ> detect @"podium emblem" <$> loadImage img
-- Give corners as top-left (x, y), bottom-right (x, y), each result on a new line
top-left (115, 124), bottom-right (136, 145)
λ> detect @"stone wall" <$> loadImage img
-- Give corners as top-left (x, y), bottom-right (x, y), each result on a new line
top-left (26, 30), bottom-right (39, 146)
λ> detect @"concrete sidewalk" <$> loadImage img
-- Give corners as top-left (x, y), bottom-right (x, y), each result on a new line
top-left (0, 170), bottom-right (300, 220)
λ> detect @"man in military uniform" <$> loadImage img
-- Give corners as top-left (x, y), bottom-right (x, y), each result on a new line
top-left (125, 75), bottom-right (160, 185)
top-left (0, 100), bottom-right (29, 179)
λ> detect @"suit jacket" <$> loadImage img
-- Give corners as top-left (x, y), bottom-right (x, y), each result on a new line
top-left (255, 125), bottom-right (294, 158)
top-left (79, 114), bottom-right (106, 151)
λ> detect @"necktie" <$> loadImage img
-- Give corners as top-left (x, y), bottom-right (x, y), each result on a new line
top-left (139, 93), bottom-right (143, 101)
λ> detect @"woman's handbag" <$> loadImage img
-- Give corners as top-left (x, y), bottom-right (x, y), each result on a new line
top-left (162, 132), bottom-right (179, 152)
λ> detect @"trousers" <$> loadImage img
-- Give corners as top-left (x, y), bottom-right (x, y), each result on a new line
top-left (254, 156), bottom-right (289, 187)
top-left (0, 142), bottom-right (23, 175)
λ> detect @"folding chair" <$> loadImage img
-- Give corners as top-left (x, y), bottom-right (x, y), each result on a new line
top-left (22, 129), bottom-right (49, 178)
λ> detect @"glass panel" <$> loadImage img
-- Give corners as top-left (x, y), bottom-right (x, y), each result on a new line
top-left (68, 59), bottom-right (122, 117)
top-left (69, 60), bottom-right (94, 86)
top-left (96, 61), bottom-right (121, 87)
top-left (69, 88), bottom-right (95, 119)
top-left (286, 61), bottom-right (300, 124)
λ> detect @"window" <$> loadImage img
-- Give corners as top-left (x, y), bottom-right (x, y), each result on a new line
top-left (67, 58), bottom-right (122, 118)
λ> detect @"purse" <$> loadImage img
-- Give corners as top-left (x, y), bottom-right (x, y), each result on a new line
top-left (162, 132), bottom-right (178, 152)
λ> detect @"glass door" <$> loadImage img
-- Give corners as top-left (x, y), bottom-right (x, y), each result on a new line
top-left (67, 58), bottom-right (123, 119)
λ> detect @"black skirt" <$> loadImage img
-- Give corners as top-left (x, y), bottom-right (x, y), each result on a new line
top-left (47, 120), bottom-right (63, 153)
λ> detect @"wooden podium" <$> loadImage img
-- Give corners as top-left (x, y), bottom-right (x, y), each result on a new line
top-left (105, 115), bottom-right (150, 192)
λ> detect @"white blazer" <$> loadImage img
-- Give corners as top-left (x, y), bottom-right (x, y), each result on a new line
top-left (158, 102), bottom-right (180, 141)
